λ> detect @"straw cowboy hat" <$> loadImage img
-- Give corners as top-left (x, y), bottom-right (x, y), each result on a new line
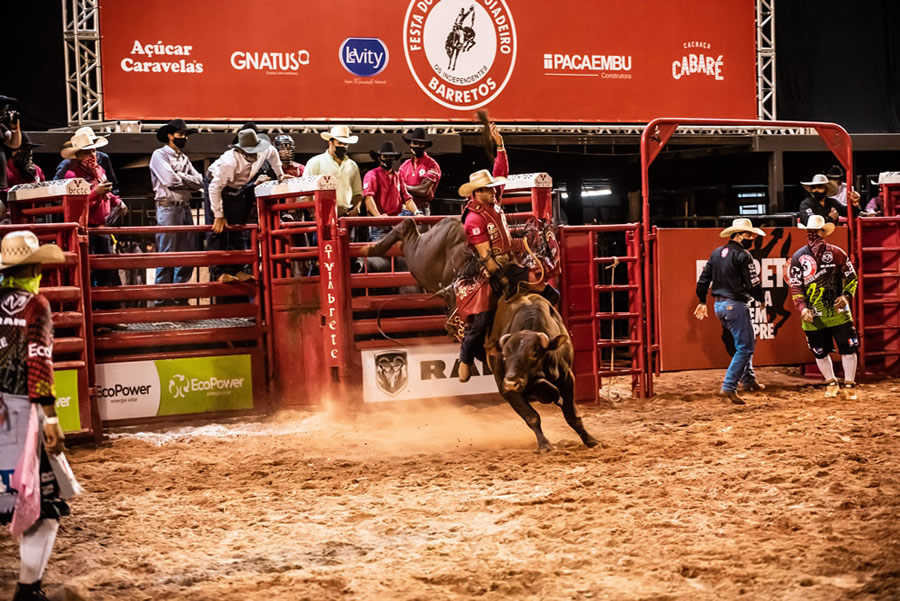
top-left (60, 127), bottom-right (108, 159)
top-left (798, 214), bottom-right (835, 236)
top-left (320, 125), bottom-right (358, 145)
top-left (369, 140), bottom-right (402, 162)
top-left (156, 118), bottom-right (198, 143)
top-left (402, 127), bottom-right (433, 148)
top-left (458, 169), bottom-right (508, 197)
top-left (230, 128), bottom-right (270, 155)
top-left (0, 231), bottom-right (65, 272)
top-left (719, 218), bottom-right (765, 238)
top-left (801, 174), bottom-right (839, 197)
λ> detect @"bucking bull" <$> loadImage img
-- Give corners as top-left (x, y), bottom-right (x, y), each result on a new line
top-left (362, 217), bottom-right (599, 452)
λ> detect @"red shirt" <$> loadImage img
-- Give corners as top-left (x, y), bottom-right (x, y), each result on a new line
top-left (283, 161), bottom-right (304, 178)
top-left (63, 161), bottom-right (122, 227)
top-left (462, 149), bottom-right (510, 248)
top-left (398, 153), bottom-right (441, 204)
top-left (363, 167), bottom-right (411, 216)
top-left (5, 160), bottom-right (45, 187)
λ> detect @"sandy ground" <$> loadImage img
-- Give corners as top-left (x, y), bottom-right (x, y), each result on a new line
top-left (1, 366), bottom-right (899, 601)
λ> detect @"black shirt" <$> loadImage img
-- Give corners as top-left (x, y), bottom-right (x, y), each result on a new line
top-left (696, 240), bottom-right (764, 304)
top-left (798, 195), bottom-right (860, 225)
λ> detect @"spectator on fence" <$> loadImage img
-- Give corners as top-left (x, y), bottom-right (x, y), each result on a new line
top-left (149, 119), bottom-right (202, 301)
top-left (6, 133), bottom-right (44, 187)
top-left (305, 125), bottom-right (363, 218)
top-left (399, 127), bottom-right (441, 216)
top-left (798, 173), bottom-right (860, 226)
top-left (205, 128), bottom-right (283, 283)
top-left (60, 129), bottom-right (126, 297)
top-left (274, 134), bottom-right (304, 178)
top-left (0, 230), bottom-right (80, 601)
top-left (789, 214), bottom-right (860, 400)
top-left (364, 140), bottom-right (421, 242)
top-left (55, 127), bottom-right (119, 196)
top-left (694, 218), bottom-right (766, 405)
top-left (0, 95), bottom-right (22, 192)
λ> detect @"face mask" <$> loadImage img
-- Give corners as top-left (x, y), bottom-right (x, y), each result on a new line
top-left (380, 159), bottom-right (394, 170)
top-left (13, 149), bottom-right (35, 175)
top-left (81, 153), bottom-right (99, 170)
top-left (740, 238), bottom-right (754, 250)
top-left (173, 137), bottom-right (187, 150)
top-left (807, 230), bottom-right (825, 255)
top-left (411, 147), bottom-right (425, 158)
top-left (333, 146), bottom-right (348, 159)
top-left (1, 274), bottom-right (42, 295)
top-left (812, 191), bottom-right (827, 201)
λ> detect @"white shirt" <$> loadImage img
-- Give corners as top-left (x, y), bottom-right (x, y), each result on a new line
top-left (206, 148), bottom-right (284, 219)
top-left (830, 182), bottom-right (847, 207)
top-left (149, 145), bottom-right (202, 202)
top-left (304, 151), bottom-right (362, 211)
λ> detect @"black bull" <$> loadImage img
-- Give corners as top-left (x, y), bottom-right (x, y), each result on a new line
top-left (487, 294), bottom-right (599, 452)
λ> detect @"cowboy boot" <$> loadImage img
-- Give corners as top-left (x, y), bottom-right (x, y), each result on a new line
top-left (458, 362), bottom-right (472, 383)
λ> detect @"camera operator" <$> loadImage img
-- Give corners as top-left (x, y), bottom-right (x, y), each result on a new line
top-left (1, 95), bottom-right (23, 195)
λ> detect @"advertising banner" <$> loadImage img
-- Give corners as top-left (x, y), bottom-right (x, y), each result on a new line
top-left (361, 344), bottom-right (496, 403)
top-left (96, 354), bottom-right (253, 421)
top-left (98, 0), bottom-right (756, 122)
top-left (657, 227), bottom-right (850, 372)
top-left (54, 369), bottom-right (81, 433)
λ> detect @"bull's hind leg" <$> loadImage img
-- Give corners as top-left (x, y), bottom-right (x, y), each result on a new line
top-left (505, 392), bottom-right (552, 452)
top-left (363, 218), bottom-right (415, 257)
top-left (560, 373), bottom-right (599, 448)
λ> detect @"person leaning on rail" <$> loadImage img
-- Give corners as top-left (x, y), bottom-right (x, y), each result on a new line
top-left (363, 140), bottom-right (421, 243)
top-left (0, 231), bottom-right (81, 601)
top-left (788, 214), bottom-right (861, 400)
top-left (694, 218), bottom-right (766, 405)
top-left (398, 127), bottom-right (442, 216)
top-left (149, 119), bottom-right (202, 300)
top-left (798, 173), bottom-right (860, 226)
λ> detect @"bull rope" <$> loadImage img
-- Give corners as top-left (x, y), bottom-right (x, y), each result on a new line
top-left (598, 257), bottom-right (623, 403)
top-left (375, 282), bottom-right (456, 343)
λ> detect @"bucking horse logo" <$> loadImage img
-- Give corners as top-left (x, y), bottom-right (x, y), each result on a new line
top-left (445, 5), bottom-right (476, 71)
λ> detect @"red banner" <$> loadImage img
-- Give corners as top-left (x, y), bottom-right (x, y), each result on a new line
top-left (98, 0), bottom-right (756, 122)
top-left (657, 227), bottom-right (851, 372)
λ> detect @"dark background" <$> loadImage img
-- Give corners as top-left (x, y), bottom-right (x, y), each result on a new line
top-left (4, 0), bottom-right (900, 133)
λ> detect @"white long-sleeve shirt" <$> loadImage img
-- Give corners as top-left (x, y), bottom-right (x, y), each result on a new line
top-left (206, 147), bottom-right (284, 219)
top-left (149, 145), bottom-right (202, 203)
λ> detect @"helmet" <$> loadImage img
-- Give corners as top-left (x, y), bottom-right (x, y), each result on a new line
top-left (274, 134), bottom-right (295, 161)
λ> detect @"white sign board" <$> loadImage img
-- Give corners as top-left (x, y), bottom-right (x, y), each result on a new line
top-left (361, 344), bottom-right (498, 403)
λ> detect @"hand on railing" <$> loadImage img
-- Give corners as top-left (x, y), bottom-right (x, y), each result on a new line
top-left (213, 217), bottom-right (227, 234)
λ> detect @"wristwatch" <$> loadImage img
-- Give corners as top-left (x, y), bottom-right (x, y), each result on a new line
top-left (45, 416), bottom-right (59, 425)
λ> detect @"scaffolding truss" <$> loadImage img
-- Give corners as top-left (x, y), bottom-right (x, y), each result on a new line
top-left (757, 0), bottom-right (776, 120)
top-left (63, 0), bottom-right (103, 125)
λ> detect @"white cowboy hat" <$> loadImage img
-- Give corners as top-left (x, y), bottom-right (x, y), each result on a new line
top-left (719, 218), bottom-right (765, 238)
top-left (801, 174), bottom-right (839, 197)
top-left (798, 214), bottom-right (836, 236)
top-left (320, 125), bottom-right (358, 145)
top-left (60, 127), bottom-right (108, 159)
top-left (0, 231), bottom-right (65, 272)
top-left (458, 169), bottom-right (508, 197)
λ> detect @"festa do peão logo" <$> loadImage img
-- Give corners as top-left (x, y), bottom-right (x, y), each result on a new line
top-left (404, 0), bottom-right (517, 110)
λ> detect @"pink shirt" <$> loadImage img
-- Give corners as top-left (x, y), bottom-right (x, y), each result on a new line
top-left (363, 167), bottom-right (411, 216)
top-left (5, 160), bottom-right (45, 187)
top-left (63, 161), bottom-right (122, 227)
top-left (398, 153), bottom-right (441, 204)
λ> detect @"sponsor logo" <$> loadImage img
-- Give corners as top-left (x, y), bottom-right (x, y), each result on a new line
top-left (721, 248), bottom-right (729, 258)
top-left (99, 383), bottom-right (153, 400)
top-left (122, 40), bottom-right (204, 73)
top-left (169, 374), bottom-right (189, 399)
top-left (542, 53), bottom-right (632, 79)
top-left (0, 317), bottom-right (25, 327)
top-left (404, 0), bottom-right (517, 110)
top-left (799, 254), bottom-right (818, 283)
top-left (56, 396), bottom-right (71, 408)
top-left (340, 38), bottom-right (389, 77)
top-left (375, 351), bottom-right (408, 396)
top-left (672, 40), bottom-right (724, 81)
top-left (1, 292), bottom-right (29, 316)
top-left (27, 343), bottom-right (52, 359)
top-left (170, 373), bottom-right (245, 397)
top-left (822, 251), bottom-right (833, 264)
top-left (230, 50), bottom-right (311, 74)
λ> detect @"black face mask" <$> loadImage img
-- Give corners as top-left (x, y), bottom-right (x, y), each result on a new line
top-left (12, 150), bottom-right (35, 175)
top-left (411, 147), bottom-right (425, 158)
top-left (333, 146), bottom-right (348, 159)
top-left (812, 191), bottom-right (827, 201)
top-left (740, 238), bottom-right (754, 250)
top-left (380, 159), bottom-right (395, 170)
top-left (173, 137), bottom-right (187, 150)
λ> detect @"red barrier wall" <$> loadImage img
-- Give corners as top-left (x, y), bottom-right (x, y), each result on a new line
top-left (657, 226), bottom-right (850, 372)
top-left (98, 0), bottom-right (756, 122)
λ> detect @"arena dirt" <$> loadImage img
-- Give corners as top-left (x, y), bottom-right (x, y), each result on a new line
top-left (1, 367), bottom-right (898, 600)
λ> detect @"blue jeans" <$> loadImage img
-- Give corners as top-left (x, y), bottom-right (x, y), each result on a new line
top-left (155, 203), bottom-right (196, 285)
top-left (714, 299), bottom-right (757, 392)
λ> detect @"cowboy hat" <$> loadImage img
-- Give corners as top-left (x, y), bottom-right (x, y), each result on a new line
top-left (0, 95), bottom-right (16, 106)
top-left (798, 214), bottom-right (835, 236)
top-left (720, 218), bottom-right (766, 238)
top-left (402, 127), bottom-right (433, 148)
top-left (60, 127), bottom-right (108, 159)
top-left (369, 140), bottom-right (402, 162)
top-left (230, 128), bottom-right (270, 155)
top-left (801, 174), bottom-right (839, 197)
top-left (0, 231), bottom-right (65, 272)
top-left (320, 125), bottom-right (358, 145)
top-left (458, 169), bottom-right (508, 197)
top-left (825, 165), bottom-right (844, 180)
top-left (156, 119), bottom-right (198, 143)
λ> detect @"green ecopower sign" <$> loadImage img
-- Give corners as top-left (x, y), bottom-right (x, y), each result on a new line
top-left (96, 354), bottom-right (254, 421)
top-left (54, 369), bottom-right (82, 433)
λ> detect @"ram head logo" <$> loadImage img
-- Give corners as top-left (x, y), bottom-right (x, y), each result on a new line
top-left (375, 352), bottom-right (408, 396)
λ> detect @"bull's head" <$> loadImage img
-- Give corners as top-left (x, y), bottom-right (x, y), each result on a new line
top-left (494, 331), bottom-right (567, 394)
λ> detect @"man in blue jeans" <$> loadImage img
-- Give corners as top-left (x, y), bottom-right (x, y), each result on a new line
top-left (694, 218), bottom-right (766, 405)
